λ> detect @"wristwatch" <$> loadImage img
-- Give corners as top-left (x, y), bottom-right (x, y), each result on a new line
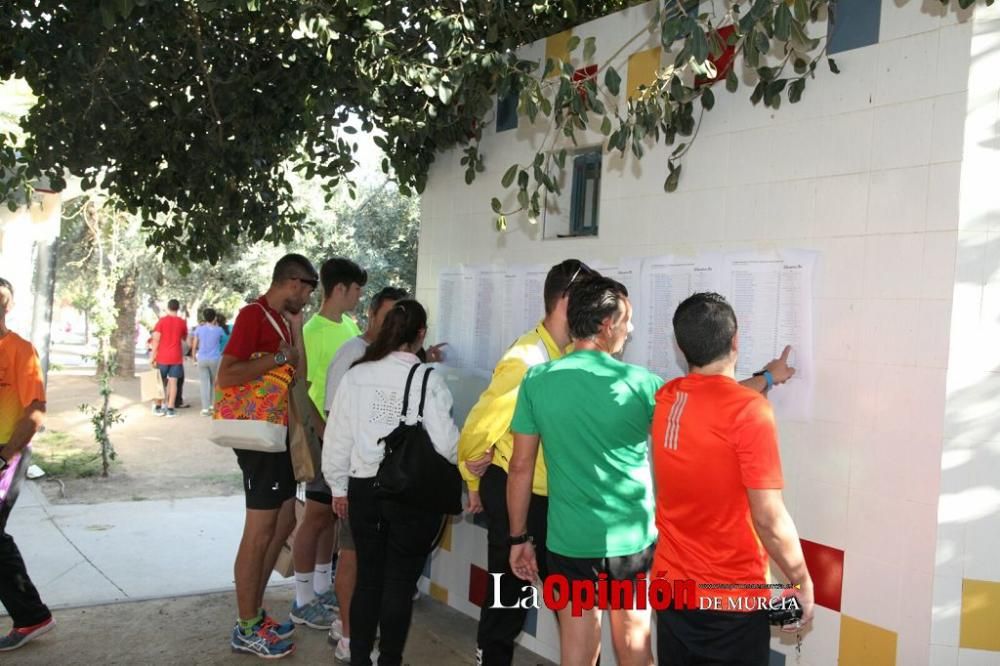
top-left (752, 369), bottom-right (774, 391)
top-left (273, 351), bottom-right (288, 366)
top-left (508, 533), bottom-right (533, 546)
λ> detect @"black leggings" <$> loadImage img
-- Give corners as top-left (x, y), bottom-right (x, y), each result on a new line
top-left (348, 477), bottom-right (442, 666)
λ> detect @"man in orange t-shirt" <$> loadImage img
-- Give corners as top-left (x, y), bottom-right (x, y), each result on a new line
top-left (0, 277), bottom-right (55, 652)
top-left (651, 292), bottom-right (813, 666)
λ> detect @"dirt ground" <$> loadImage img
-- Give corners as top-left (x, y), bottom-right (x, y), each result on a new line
top-left (7, 587), bottom-right (551, 665)
top-left (34, 361), bottom-right (243, 504)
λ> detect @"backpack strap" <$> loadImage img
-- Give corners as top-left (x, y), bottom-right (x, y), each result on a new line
top-left (417, 367), bottom-right (434, 421)
top-left (399, 363), bottom-right (422, 422)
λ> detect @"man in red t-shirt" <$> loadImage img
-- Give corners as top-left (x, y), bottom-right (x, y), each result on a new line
top-left (217, 253), bottom-right (317, 660)
top-left (650, 293), bottom-right (813, 666)
top-left (150, 299), bottom-right (188, 417)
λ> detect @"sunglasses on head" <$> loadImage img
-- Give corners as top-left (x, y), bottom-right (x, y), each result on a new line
top-left (290, 276), bottom-right (319, 289)
top-left (563, 261), bottom-right (596, 294)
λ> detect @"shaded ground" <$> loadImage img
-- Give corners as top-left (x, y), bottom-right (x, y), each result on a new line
top-left (8, 587), bottom-right (553, 666)
top-left (35, 353), bottom-right (241, 504)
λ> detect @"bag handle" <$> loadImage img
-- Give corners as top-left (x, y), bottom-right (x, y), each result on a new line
top-left (399, 363), bottom-right (422, 422)
top-left (255, 303), bottom-right (288, 344)
top-left (417, 367), bottom-right (434, 420)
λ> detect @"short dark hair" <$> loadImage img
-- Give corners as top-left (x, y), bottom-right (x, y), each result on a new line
top-left (202, 307), bottom-right (217, 323)
top-left (272, 253), bottom-right (318, 286)
top-left (0, 277), bottom-right (12, 296)
top-left (673, 292), bottom-right (738, 368)
top-left (369, 286), bottom-right (409, 314)
top-left (543, 259), bottom-right (599, 314)
top-left (566, 276), bottom-right (628, 340)
top-left (320, 257), bottom-right (368, 299)
top-left (167, 299), bottom-right (180, 312)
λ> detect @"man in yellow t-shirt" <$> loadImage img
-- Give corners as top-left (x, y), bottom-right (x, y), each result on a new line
top-left (290, 258), bottom-right (366, 630)
top-left (0, 277), bottom-right (56, 652)
top-left (459, 259), bottom-right (596, 666)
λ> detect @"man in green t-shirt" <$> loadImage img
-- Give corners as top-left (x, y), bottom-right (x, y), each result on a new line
top-left (290, 257), bottom-right (366, 630)
top-left (509, 275), bottom-right (662, 666)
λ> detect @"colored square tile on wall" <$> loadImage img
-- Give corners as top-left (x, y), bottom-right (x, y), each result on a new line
top-left (422, 555), bottom-right (431, 580)
top-left (430, 582), bottom-right (449, 605)
top-left (960, 578), bottom-right (1000, 651)
top-left (523, 605), bottom-right (539, 637)
top-left (626, 47), bottom-right (661, 100)
top-left (801, 539), bottom-right (844, 612)
top-left (469, 564), bottom-right (490, 608)
top-left (440, 518), bottom-right (453, 552)
top-left (768, 649), bottom-right (786, 666)
top-left (838, 614), bottom-right (897, 666)
top-left (545, 30), bottom-right (573, 76)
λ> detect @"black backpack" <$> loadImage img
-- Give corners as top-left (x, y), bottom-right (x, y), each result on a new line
top-left (374, 364), bottom-right (463, 515)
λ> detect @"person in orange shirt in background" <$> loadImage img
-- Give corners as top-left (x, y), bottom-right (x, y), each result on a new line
top-left (0, 277), bottom-right (55, 652)
top-left (651, 292), bottom-right (813, 666)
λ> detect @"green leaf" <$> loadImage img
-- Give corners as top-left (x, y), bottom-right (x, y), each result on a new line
top-left (661, 18), bottom-right (682, 48)
top-left (438, 83), bottom-right (453, 105)
top-left (774, 4), bottom-right (792, 42)
top-left (828, 58), bottom-right (840, 74)
top-left (701, 88), bottom-right (715, 111)
top-left (517, 188), bottom-right (529, 210)
top-left (583, 36), bottom-right (596, 62)
top-left (750, 81), bottom-right (765, 105)
top-left (793, 0), bottom-right (809, 22)
top-left (788, 77), bottom-right (806, 104)
top-left (664, 164), bottom-right (681, 192)
top-left (690, 29), bottom-right (709, 63)
top-left (604, 66), bottom-right (622, 96)
top-left (567, 35), bottom-right (581, 53)
top-left (725, 67), bottom-right (739, 93)
top-left (491, 197), bottom-right (502, 213)
top-left (501, 164), bottom-right (518, 188)
top-left (600, 116), bottom-right (612, 136)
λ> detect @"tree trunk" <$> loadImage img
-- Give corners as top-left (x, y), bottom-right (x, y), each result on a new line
top-left (111, 267), bottom-right (139, 377)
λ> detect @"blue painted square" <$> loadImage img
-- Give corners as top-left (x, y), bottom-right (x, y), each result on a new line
top-left (768, 648), bottom-right (786, 666)
top-left (523, 604), bottom-right (539, 637)
top-left (422, 555), bottom-right (431, 579)
top-left (827, 0), bottom-right (881, 54)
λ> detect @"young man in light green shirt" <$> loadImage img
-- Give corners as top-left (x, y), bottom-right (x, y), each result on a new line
top-left (290, 257), bottom-right (366, 630)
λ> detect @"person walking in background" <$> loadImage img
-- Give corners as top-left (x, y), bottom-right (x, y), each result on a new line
top-left (217, 253), bottom-right (318, 660)
top-left (190, 307), bottom-right (224, 415)
top-left (0, 277), bottom-right (56, 652)
top-left (290, 258), bottom-right (368, 632)
top-left (321, 285), bottom-right (407, 662)
top-left (217, 312), bottom-right (231, 353)
top-left (324, 300), bottom-right (459, 666)
top-left (458, 258), bottom-right (597, 666)
top-left (150, 298), bottom-right (188, 418)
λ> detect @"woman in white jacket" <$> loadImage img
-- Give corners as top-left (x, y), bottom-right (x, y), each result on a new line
top-left (322, 299), bottom-right (458, 666)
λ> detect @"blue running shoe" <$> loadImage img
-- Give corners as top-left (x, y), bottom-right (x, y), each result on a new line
top-left (316, 589), bottom-right (339, 611)
top-left (261, 612), bottom-right (295, 640)
top-left (230, 622), bottom-right (295, 659)
top-left (289, 598), bottom-right (335, 629)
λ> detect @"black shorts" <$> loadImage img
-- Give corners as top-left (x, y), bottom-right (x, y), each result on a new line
top-left (656, 607), bottom-right (770, 666)
top-left (234, 448), bottom-right (296, 510)
top-left (547, 542), bottom-right (655, 606)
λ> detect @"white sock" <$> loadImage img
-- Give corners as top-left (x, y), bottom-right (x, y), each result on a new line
top-left (314, 561), bottom-right (333, 595)
top-left (294, 571), bottom-right (315, 607)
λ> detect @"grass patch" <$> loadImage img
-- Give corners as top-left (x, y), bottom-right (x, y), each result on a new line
top-left (31, 429), bottom-right (118, 478)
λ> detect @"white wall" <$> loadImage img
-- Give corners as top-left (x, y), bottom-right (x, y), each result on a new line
top-left (418, 2), bottom-right (993, 664)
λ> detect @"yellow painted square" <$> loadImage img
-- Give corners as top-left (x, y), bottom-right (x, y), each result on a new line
top-left (627, 47), bottom-right (662, 100)
top-left (440, 518), bottom-right (453, 552)
top-left (545, 30), bottom-right (573, 77)
top-left (960, 578), bottom-right (1000, 651)
top-left (430, 582), bottom-right (448, 604)
top-left (838, 614), bottom-right (897, 666)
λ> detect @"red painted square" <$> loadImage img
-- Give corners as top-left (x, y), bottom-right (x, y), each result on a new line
top-left (469, 564), bottom-right (490, 608)
top-left (800, 538), bottom-right (844, 612)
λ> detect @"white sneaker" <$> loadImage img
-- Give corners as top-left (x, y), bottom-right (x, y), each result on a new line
top-left (328, 618), bottom-right (343, 643)
top-left (334, 637), bottom-right (350, 662)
